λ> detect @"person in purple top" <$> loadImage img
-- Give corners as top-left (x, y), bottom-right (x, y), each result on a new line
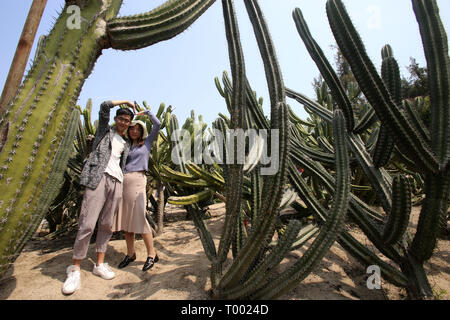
top-left (112, 109), bottom-right (161, 271)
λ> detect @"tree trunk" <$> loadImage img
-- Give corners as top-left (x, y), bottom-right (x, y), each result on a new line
top-left (156, 181), bottom-right (165, 234)
top-left (0, 0), bottom-right (47, 115)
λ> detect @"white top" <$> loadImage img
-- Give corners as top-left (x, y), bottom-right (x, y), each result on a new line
top-left (104, 132), bottom-right (126, 182)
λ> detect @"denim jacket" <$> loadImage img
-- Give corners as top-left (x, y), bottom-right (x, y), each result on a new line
top-left (79, 101), bottom-right (131, 189)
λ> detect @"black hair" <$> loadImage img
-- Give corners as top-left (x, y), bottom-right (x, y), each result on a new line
top-left (116, 108), bottom-right (134, 120)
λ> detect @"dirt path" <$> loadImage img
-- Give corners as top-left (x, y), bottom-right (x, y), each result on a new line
top-left (0, 203), bottom-right (448, 300)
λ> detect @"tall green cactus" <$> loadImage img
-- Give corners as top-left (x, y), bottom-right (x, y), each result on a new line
top-left (291, 0), bottom-right (449, 299)
top-left (163, 0), bottom-right (354, 300)
top-left (0, 0), bottom-right (216, 277)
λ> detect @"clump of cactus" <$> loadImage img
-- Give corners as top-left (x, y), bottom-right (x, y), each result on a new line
top-left (289, 0), bottom-right (448, 299)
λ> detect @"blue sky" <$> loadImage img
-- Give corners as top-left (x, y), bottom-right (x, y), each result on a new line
top-left (1, 0), bottom-right (449, 125)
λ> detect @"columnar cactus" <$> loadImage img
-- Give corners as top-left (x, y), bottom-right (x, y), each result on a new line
top-left (0, 0), bottom-right (216, 277)
top-left (290, 0), bottom-right (449, 299)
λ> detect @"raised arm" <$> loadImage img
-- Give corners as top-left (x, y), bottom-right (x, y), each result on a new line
top-left (110, 100), bottom-right (136, 112)
top-left (142, 110), bottom-right (161, 148)
top-left (93, 100), bottom-right (114, 149)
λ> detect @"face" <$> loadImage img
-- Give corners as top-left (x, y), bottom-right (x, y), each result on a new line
top-left (114, 114), bottom-right (132, 133)
top-left (128, 124), bottom-right (143, 141)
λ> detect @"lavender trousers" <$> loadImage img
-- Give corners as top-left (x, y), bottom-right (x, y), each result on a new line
top-left (72, 173), bottom-right (122, 260)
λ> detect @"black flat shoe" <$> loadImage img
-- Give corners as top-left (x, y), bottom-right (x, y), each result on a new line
top-left (118, 253), bottom-right (136, 269)
top-left (142, 254), bottom-right (159, 272)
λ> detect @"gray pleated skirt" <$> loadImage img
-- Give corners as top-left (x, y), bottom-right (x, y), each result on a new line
top-left (112, 171), bottom-right (152, 234)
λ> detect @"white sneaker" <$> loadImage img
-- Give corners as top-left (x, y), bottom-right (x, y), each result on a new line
top-left (93, 263), bottom-right (115, 280)
top-left (62, 265), bottom-right (81, 295)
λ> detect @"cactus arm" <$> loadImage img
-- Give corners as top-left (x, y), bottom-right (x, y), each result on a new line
top-left (231, 209), bottom-right (247, 259)
top-left (83, 99), bottom-right (95, 136)
top-left (106, 0), bottom-right (216, 50)
top-left (250, 170), bottom-right (262, 223)
top-left (354, 106), bottom-right (377, 134)
top-left (185, 163), bottom-right (224, 187)
top-left (221, 71), bottom-right (270, 130)
top-left (292, 8), bottom-right (355, 131)
top-left (0, 108), bottom-right (80, 274)
top-left (338, 231), bottom-right (408, 287)
top-left (291, 138), bottom-right (336, 165)
top-left (219, 219), bottom-right (302, 299)
top-left (317, 136), bottom-right (334, 154)
top-left (288, 160), bottom-right (328, 224)
top-left (214, 76), bottom-right (226, 98)
top-left (288, 105), bottom-right (315, 128)
top-left (244, 77), bottom-right (270, 130)
top-left (347, 133), bottom-right (393, 212)
top-left (287, 86), bottom-right (393, 211)
top-left (365, 126), bottom-right (379, 152)
top-left (167, 188), bottom-right (214, 205)
top-left (381, 45), bottom-right (402, 105)
top-left (382, 175), bottom-right (412, 245)
top-left (290, 224), bottom-right (320, 251)
top-left (160, 164), bottom-right (198, 181)
top-left (403, 99), bottom-right (432, 144)
top-left (186, 206), bottom-right (217, 261)
top-left (244, 1), bottom-right (285, 108)
top-left (372, 45), bottom-right (402, 168)
top-left (214, 0), bottom-right (246, 276)
top-left (253, 109), bottom-right (350, 299)
top-left (410, 171), bottom-right (450, 262)
top-left (217, 0), bottom-right (290, 291)
top-left (286, 87), bottom-right (333, 123)
top-left (291, 143), bottom-right (403, 262)
top-left (372, 125), bottom-right (395, 168)
top-left (412, 0), bottom-right (450, 167)
top-left (326, 0), bottom-right (439, 173)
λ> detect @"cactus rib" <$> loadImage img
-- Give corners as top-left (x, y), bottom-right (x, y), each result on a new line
top-left (107, 0), bottom-right (216, 50)
top-left (382, 175), bottom-right (412, 245)
top-left (412, 0), bottom-right (450, 167)
top-left (293, 8), bottom-right (355, 131)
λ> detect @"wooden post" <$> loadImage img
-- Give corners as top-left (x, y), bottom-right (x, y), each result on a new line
top-left (0, 0), bottom-right (48, 115)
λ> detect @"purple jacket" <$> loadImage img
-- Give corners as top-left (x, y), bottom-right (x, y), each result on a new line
top-left (124, 110), bottom-right (161, 173)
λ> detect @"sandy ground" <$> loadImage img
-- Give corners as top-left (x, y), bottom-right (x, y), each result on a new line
top-left (0, 203), bottom-right (448, 300)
